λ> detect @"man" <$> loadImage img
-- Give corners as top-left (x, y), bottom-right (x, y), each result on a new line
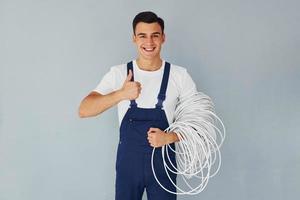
top-left (78, 11), bottom-right (197, 200)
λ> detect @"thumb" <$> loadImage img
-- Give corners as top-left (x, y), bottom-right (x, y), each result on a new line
top-left (125, 69), bottom-right (133, 82)
top-left (148, 127), bottom-right (156, 133)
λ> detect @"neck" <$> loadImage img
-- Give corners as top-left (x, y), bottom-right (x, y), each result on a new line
top-left (136, 57), bottom-right (162, 71)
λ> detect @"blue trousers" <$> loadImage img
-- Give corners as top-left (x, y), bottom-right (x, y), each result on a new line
top-left (114, 61), bottom-right (177, 200)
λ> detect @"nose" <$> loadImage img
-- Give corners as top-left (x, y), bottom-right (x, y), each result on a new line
top-left (145, 36), bottom-right (154, 44)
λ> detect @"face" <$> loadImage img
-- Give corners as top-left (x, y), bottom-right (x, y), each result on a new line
top-left (133, 22), bottom-right (165, 60)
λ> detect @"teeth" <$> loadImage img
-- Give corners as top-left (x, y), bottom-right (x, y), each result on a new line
top-left (143, 47), bottom-right (155, 51)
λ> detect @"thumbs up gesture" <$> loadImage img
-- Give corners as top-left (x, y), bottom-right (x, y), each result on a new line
top-left (120, 69), bottom-right (142, 100)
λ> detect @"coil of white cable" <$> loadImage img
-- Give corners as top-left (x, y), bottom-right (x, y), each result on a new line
top-left (151, 91), bottom-right (226, 195)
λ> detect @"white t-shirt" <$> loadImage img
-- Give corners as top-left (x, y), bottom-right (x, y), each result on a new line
top-left (92, 59), bottom-right (198, 126)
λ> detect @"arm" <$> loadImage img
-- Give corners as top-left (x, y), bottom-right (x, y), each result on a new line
top-left (78, 90), bottom-right (124, 118)
top-left (147, 128), bottom-right (182, 147)
top-left (78, 69), bottom-right (140, 118)
top-left (166, 131), bottom-right (181, 144)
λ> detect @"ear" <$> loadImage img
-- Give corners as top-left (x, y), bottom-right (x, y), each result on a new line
top-left (162, 33), bottom-right (166, 44)
top-left (132, 34), bottom-right (136, 43)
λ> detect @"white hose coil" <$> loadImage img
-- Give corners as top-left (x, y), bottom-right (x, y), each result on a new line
top-left (151, 91), bottom-right (226, 195)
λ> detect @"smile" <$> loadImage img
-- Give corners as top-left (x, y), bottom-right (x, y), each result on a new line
top-left (142, 47), bottom-right (156, 52)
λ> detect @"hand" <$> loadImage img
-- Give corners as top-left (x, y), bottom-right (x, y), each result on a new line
top-left (147, 127), bottom-right (168, 148)
top-left (120, 69), bottom-right (142, 100)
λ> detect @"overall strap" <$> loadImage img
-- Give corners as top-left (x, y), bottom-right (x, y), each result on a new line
top-left (155, 62), bottom-right (171, 109)
top-left (126, 61), bottom-right (137, 108)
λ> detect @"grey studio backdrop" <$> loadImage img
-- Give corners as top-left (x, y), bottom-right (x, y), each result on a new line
top-left (1, 0), bottom-right (299, 200)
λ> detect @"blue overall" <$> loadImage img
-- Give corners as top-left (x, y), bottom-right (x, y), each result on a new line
top-left (115, 61), bottom-right (177, 200)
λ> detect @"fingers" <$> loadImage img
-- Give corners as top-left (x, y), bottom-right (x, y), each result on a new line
top-left (148, 127), bottom-right (159, 133)
top-left (147, 130), bottom-right (152, 140)
top-left (147, 135), bottom-right (155, 147)
top-left (127, 79), bottom-right (141, 90)
top-left (135, 81), bottom-right (141, 87)
top-left (149, 142), bottom-right (155, 148)
top-left (147, 128), bottom-right (155, 140)
top-left (147, 128), bottom-right (161, 139)
top-left (147, 135), bottom-right (160, 148)
top-left (125, 69), bottom-right (132, 82)
top-left (124, 69), bottom-right (141, 89)
top-left (135, 81), bottom-right (142, 94)
top-left (125, 71), bottom-right (141, 88)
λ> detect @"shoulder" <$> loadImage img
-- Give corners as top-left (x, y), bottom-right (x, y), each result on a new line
top-left (168, 61), bottom-right (197, 92)
top-left (108, 63), bottom-right (126, 75)
top-left (168, 62), bottom-right (189, 79)
top-left (105, 62), bottom-right (128, 89)
top-left (169, 62), bottom-right (187, 73)
top-left (102, 63), bottom-right (127, 82)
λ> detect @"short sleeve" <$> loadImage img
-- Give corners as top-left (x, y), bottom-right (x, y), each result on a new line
top-left (92, 67), bottom-right (116, 95)
top-left (179, 69), bottom-right (198, 99)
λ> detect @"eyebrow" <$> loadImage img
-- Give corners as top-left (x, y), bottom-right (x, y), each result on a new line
top-left (136, 32), bottom-right (161, 36)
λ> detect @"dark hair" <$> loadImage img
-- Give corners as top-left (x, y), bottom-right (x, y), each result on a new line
top-left (132, 11), bottom-right (164, 35)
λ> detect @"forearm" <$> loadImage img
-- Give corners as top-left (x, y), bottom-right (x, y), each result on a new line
top-left (79, 90), bottom-right (124, 118)
top-left (166, 131), bottom-right (181, 144)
